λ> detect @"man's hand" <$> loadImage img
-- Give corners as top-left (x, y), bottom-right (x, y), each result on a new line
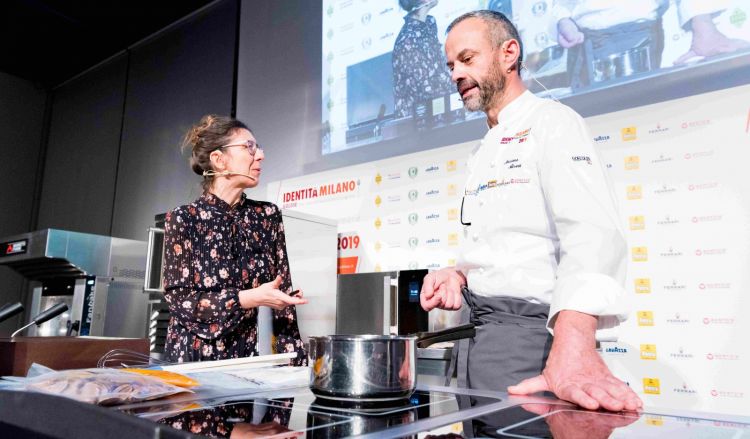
top-left (675, 14), bottom-right (750, 65)
top-left (521, 403), bottom-right (640, 439)
top-left (508, 310), bottom-right (642, 412)
top-left (420, 268), bottom-right (466, 311)
top-left (558, 18), bottom-right (584, 48)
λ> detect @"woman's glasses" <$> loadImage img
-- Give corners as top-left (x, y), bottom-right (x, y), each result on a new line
top-left (219, 139), bottom-right (262, 156)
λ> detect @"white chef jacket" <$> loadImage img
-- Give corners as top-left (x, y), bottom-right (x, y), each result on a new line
top-left (554, 0), bottom-right (729, 30)
top-left (458, 90), bottom-right (628, 334)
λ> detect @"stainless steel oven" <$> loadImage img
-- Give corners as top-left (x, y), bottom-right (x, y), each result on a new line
top-left (336, 270), bottom-right (428, 335)
top-left (0, 229), bottom-right (148, 338)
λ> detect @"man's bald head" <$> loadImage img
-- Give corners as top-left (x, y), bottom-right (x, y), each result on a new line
top-left (447, 10), bottom-right (523, 75)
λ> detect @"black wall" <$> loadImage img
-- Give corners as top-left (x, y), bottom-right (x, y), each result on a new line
top-left (112, 0), bottom-right (237, 239)
top-left (38, 0), bottom-right (237, 241)
top-left (0, 0), bottom-right (238, 334)
top-left (37, 54), bottom-right (128, 236)
top-left (0, 72), bottom-right (47, 333)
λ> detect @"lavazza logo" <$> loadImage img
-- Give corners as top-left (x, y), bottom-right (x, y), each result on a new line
top-left (604, 346), bottom-right (628, 355)
top-left (666, 312), bottom-right (690, 324)
top-left (663, 279), bottom-right (686, 291)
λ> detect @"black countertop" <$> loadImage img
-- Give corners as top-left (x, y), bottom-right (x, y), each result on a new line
top-left (1, 382), bottom-right (749, 438)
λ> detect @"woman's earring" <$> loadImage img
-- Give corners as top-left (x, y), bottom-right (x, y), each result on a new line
top-left (506, 68), bottom-right (512, 74)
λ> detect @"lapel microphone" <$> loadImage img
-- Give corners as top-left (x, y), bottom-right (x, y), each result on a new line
top-left (203, 170), bottom-right (257, 181)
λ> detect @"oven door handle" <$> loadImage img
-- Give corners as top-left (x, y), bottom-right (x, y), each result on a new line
top-left (144, 227), bottom-right (165, 293)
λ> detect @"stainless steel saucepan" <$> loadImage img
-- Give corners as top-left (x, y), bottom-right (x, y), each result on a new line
top-left (308, 324), bottom-right (475, 400)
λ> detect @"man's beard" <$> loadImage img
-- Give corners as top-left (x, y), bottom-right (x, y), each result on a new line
top-left (459, 62), bottom-right (506, 113)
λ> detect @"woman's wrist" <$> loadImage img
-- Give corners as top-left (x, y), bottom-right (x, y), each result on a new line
top-left (238, 288), bottom-right (257, 309)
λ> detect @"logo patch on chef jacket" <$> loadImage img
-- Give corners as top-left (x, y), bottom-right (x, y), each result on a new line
top-left (467, 177), bottom-right (531, 195)
top-left (571, 155), bottom-right (592, 165)
top-left (500, 128), bottom-right (531, 144)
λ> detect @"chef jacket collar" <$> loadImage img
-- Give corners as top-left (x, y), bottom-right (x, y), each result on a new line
top-left (486, 90), bottom-right (535, 131)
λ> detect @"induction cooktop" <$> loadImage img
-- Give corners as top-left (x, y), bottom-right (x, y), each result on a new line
top-left (118, 386), bottom-right (750, 438)
top-left (496, 406), bottom-right (750, 439)
top-left (121, 386), bottom-right (507, 438)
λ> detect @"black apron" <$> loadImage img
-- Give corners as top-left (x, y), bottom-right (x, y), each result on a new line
top-left (447, 287), bottom-right (554, 437)
top-left (448, 287), bottom-right (553, 390)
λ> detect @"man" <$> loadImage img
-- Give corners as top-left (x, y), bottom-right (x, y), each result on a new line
top-left (556, 0), bottom-right (749, 88)
top-left (420, 10), bottom-right (642, 412)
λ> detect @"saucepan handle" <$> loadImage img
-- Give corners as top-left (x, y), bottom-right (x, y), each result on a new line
top-left (415, 323), bottom-right (476, 348)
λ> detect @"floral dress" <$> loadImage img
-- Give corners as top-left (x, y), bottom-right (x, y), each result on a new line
top-left (162, 192), bottom-right (306, 366)
top-left (158, 399), bottom-right (293, 437)
top-left (392, 14), bottom-right (453, 118)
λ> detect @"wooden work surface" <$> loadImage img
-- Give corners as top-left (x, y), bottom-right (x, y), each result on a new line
top-left (0, 336), bottom-right (149, 376)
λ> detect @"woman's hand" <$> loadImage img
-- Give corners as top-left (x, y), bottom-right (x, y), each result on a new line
top-left (238, 276), bottom-right (308, 310)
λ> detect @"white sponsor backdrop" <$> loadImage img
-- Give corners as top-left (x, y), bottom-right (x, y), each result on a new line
top-left (269, 84), bottom-right (750, 414)
top-left (592, 84), bottom-right (750, 416)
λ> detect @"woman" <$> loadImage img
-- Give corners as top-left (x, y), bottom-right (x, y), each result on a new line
top-left (163, 115), bottom-right (307, 365)
top-left (392, 0), bottom-right (453, 118)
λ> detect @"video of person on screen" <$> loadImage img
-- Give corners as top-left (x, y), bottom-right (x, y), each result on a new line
top-left (321, 0), bottom-right (750, 154)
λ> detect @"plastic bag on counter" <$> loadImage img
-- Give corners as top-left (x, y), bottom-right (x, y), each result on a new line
top-left (18, 367), bottom-right (193, 405)
top-left (122, 368), bottom-right (199, 388)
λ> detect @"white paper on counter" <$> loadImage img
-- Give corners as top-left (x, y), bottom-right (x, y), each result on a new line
top-left (187, 365), bottom-right (309, 391)
top-left (160, 352), bottom-right (296, 373)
